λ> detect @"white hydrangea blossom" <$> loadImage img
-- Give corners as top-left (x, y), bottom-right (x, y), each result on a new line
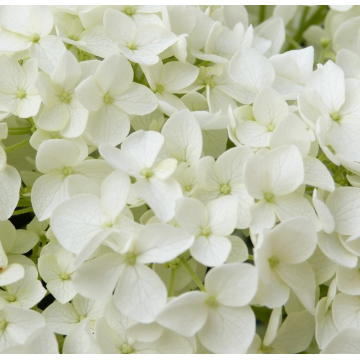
top-left (0, 4), bottom-right (360, 354)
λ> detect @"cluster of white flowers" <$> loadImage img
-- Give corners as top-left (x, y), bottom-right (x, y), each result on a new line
top-left (1, 4), bottom-right (360, 354)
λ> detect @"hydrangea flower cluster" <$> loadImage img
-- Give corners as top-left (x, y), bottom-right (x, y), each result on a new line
top-left (0, 4), bottom-right (360, 354)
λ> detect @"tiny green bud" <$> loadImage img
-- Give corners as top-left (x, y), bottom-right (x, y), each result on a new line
top-left (330, 111), bottom-right (341, 122)
top-left (140, 168), bottom-right (153, 179)
top-left (268, 255), bottom-right (280, 268)
top-left (16, 89), bottom-right (26, 99)
top-left (201, 227), bottom-right (211, 237)
top-left (220, 184), bottom-right (231, 195)
top-left (121, 343), bottom-right (134, 354)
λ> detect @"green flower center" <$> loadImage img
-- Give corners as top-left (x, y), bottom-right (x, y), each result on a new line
top-left (140, 168), bottom-right (153, 179)
top-left (267, 123), bottom-right (276, 132)
top-left (60, 273), bottom-right (70, 281)
top-left (30, 33), bottom-right (40, 42)
top-left (204, 78), bottom-right (215, 88)
top-left (121, 343), bottom-right (134, 354)
top-left (330, 111), bottom-right (341, 121)
top-left (206, 296), bottom-right (218, 308)
top-left (201, 227), bottom-right (211, 237)
top-left (127, 43), bottom-right (137, 50)
top-left (103, 93), bottom-right (113, 105)
top-left (268, 255), bottom-right (280, 268)
top-left (16, 89), bottom-right (26, 99)
top-left (264, 192), bottom-right (275, 203)
top-left (169, 258), bottom-right (181, 270)
top-left (220, 184), bottom-right (231, 194)
top-left (124, 6), bottom-right (136, 15)
top-left (184, 185), bottom-right (192, 192)
top-left (62, 166), bottom-right (73, 177)
top-left (125, 252), bottom-right (137, 265)
top-left (155, 84), bottom-right (164, 94)
top-left (59, 91), bottom-right (71, 104)
top-left (0, 319), bottom-right (7, 331)
top-left (78, 50), bottom-right (92, 62)
top-left (79, 315), bottom-right (86, 321)
top-left (7, 294), bottom-right (16, 302)
top-left (69, 34), bottom-right (79, 41)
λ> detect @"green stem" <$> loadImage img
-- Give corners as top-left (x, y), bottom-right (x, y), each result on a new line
top-left (302, 5), bottom-right (328, 32)
top-left (333, 166), bottom-right (345, 179)
top-left (294, 6), bottom-right (310, 42)
top-left (168, 267), bottom-right (176, 297)
top-left (5, 137), bottom-right (30, 153)
top-left (30, 240), bottom-right (40, 263)
top-left (248, 254), bottom-right (254, 261)
top-left (133, 63), bottom-right (139, 82)
top-left (180, 256), bottom-right (206, 292)
top-left (25, 117), bottom-right (35, 127)
top-left (259, 5), bottom-right (266, 24)
top-left (8, 127), bottom-right (32, 135)
top-left (285, 34), bottom-right (302, 50)
top-left (12, 207), bottom-right (33, 216)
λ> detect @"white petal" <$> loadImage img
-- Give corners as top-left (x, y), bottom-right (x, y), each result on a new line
top-left (63, 319), bottom-right (101, 354)
top-left (75, 76), bottom-right (103, 112)
top-left (86, 104), bottom-right (130, 146)
top-left (253, 87), bottom-right (288, 126)
top-left (156, 291), bottom-right (208, 337)
top-left (226, 235), bottom-right (248, 263)
top-left (207, 195), bottom-right (238, 235)
top-left (267, 145), bottom-right (304, 196)
top-left (306, 60), bottom-right (345, 112)
top-left (271, 310), bottom-right (315, 354)
top-left (337, 264), bottom-right (360, 295)
top-left (0, 264), bottom-right (24, 287)
top-left (122, 130), bottom-right (164, 169)
top-left (274, 193), bottom-right (321, 231)
top-left (51, 50), bottom-right (81, 91)
top-left (205, 263), bottom-right (257, 307)
top-left (312, 189), bottom-right (335, 234)
top-left (135, 177), bottom-right (182, 223)
top-left (50, 194), bottom-right (104, 254)
top-left (99, 144), bottom-right (141, 177)
top-left (0, 166), bottom-right (21, 221)
top-left (101, 171), bottom-right (130, 223)
top-left (318, 231), bottom-right (357, 268)
top-left (333, 293), bottom-right (360, 331)
top-left (104, 8), bottom-right (136, 45)
top-left (277, 261), bottom-right (316, 314)
top-left (30, 36), bottom-right (66, 74)
top-left (322, 329), bottom-right (360, 354)
top-left (161, 109), bottom-right (203, 166)
top-left (270, 113), bottom-right (311, 157)
top-left (94, 54), bottom-right (133, 94)
top-left (72, 253), bottom-right (124, 300)
top-left (136, 224), bottom-right (194, 264)
top-left (114, 82), bottom-right (158, 116)
top-left (114, 263), bottom-right (167, 323)
top-left (31, 173), bottom-right (68, 221)
top-left (190, 234), bottom-right (231, 267)
top-left (162, 61), bottom-right (199, 92)
top-left (315, 297), bottom-right (339, 350)
top-left (36, 139), bottom-right (80, 173)
top-left (326, 187), bottom-right (360, 235)
top-left (0, 31), bottom-right (31, 52)
top-left (175, 197), bottom-right (207, 235)
top-left (229, 47), bottom-right (275, 94)
top-left (198, 305), bottom-right (255, 354)
top-left (249, 200), bottom-right (276, 233)
top-left (269, 217), bottom-right (317, 264)
top-left (4, 305), bottom-right (45, 344)
top-left (236, 121), bottom-right (271, 147)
